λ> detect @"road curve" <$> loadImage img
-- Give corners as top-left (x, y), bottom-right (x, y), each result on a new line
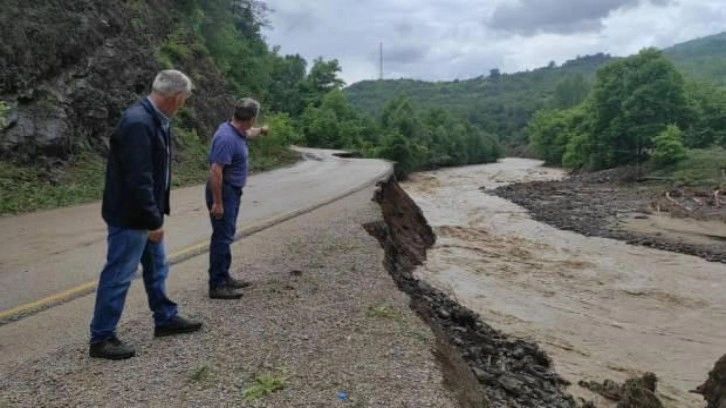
top-left (0, 147), bottom-right (391, 318)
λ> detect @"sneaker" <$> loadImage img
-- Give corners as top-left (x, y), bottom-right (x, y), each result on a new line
top-left (227, 277), bottom-right (252, 289)
top-left (154, 315), bottom-right (203, 337)
top-left (209, 285), bottom-right (244, 299)
top-left (89, 336), bottom-right (136, 360)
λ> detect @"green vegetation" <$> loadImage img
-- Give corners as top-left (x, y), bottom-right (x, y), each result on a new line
top-left (650, 148), bottom-right (726, 187)
top-left (345, 54), bottom-right (609, 150)
top-left (242, 368), bottom-right (289, 402)
top-left (527, 48), bottom-right (726, 175)
top-left (299, 91), bottom-right (501, 179)
top-left (5, 0), bottom-right (726, 216)
top-left (652, 125), bottom-right (688, 167)
top-left (3, 0), bottom-right (499, 215)
top-left (665, 32), bottom-right (726, 87)
top-left (345, 32), bottom-right (726, 152)
top-left (365, 303), bottom-right (402, 320)
top-left (187, 364), bottom-right (214, 384)
top-left (0, 155), bottom-right (105, 214)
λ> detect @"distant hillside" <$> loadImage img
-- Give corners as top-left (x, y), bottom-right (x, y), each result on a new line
top-left (666, 32), bottom-right (726, 86)
top-left (345, 32), bottom-right (726, 147)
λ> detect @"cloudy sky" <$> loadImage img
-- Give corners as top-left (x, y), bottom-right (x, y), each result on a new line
top-left (261, 0), bottom-right (726, 85)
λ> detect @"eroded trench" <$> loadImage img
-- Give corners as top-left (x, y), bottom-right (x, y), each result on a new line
top-left (365, 176), bottom-right (725, 408)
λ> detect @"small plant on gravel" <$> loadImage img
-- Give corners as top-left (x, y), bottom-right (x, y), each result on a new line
top-left (242, 368), bottom-right (289, 402)
top-left (287, 237), bottom-right (304, 254)
top-left (365, 303), bottom-right (401, 319)
top-left (408, 328), bottom-right (432, 343)
top-left (188, 363), bottom-right (213, 384)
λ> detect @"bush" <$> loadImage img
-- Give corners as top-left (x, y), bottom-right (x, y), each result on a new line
top-left (652, 125), bottom-right (688, 167)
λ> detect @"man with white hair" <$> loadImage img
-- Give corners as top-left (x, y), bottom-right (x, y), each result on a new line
top-left (90, 70), bottom-right (202, 360)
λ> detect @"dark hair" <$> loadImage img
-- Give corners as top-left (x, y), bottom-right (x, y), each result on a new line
top-left (233, 98), bottom-right (260, 122)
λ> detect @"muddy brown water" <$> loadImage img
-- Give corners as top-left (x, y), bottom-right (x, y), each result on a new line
top-left (404, 158), bottom-right (725, 408)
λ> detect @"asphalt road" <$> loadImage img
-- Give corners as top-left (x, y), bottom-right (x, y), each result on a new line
top-left (0, 147), bottom-right (391, 315)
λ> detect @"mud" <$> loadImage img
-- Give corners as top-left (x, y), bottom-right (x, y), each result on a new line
top-left (695, 354), bottom-right (726, 408)
top-left (580, 373), bottom-right (664, 408)
top-left (492, 175), bottom-right (726, 263)
top-left (365, 177), bottom-right (577, 408)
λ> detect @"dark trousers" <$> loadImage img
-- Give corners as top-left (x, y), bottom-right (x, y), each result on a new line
top-left (206, 182), bottom-right (242, 289)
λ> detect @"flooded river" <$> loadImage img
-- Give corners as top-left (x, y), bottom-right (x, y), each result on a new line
top-left (404, 158), bottom-right (726, 407)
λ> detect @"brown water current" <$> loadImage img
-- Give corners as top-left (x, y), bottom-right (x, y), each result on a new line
top-left (404, 158), bottom-right (726, 407)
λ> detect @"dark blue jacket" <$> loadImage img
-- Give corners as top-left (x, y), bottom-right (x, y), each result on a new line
top-left (102, 98), bottom-right (172, 230)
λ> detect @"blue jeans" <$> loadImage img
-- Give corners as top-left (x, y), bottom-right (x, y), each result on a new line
top-left (90, 226), bottom-right (178, 343)
top-left (206, 182), bottom-right (242, 289)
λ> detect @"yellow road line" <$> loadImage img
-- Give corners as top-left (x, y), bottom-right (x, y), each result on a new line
top-left (0, 281), bottom-right (97, 320)
top-left (0, 242), bottom-right (209, 321)
top-left (0, 166), bottom-right (392, 323)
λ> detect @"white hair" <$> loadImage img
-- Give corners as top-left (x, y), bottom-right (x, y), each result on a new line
top-left (152, 70), bottom-right (192, 96)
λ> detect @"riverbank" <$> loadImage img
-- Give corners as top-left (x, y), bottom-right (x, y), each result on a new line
top-left (404, 158), bottom-right (724, 407)
top-left (492, 169), bottom-right (726, 263)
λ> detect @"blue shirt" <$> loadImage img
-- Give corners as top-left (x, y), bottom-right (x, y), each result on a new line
top-left (208, 121), bottom-right (249, 188)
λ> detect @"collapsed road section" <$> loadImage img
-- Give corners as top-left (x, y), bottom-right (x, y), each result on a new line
top-left (365, 176), bottom-right (577, 408)
top-left (367, 174), bottom-right (726, 408)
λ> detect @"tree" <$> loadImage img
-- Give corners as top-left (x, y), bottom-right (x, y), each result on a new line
top-left (302, 58), bottom-right (345, 107)
top-left (299, 90), bottom-right (365, 149)
top-left (379, 130), bottom-right (427, 179)
top-left (683, 80), bottom-right (726, 148)
top-left (528, 109), bottom-right (571, 165)
top-left (652, 125), bottom-right (688, 167)
top-left (267, 52), bottom-right (307, 115)
top-left (553, 75), bottom-right (589, 109)
top-left (587, 48), bottom-right (693, 169)
top-left (528, 105), bottom-right (589, 166)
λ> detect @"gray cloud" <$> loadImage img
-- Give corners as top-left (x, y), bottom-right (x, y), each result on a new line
top-left (262, 0), bottom-right (726, 84)
top-left (266, 3), bottom-right (317, 35)
top-left (394, 21), bottom-right (414, 36)
top-left (488, 0), bottom-right (672, 35)
top-left (384, 44), bottom-right (429, 65)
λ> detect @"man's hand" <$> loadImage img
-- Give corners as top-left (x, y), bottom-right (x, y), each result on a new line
top-left (211, 202), bottom-right (224, 219)
top-left (248, 126), bottom-right (269, 138)
top-left (148, 228), bottom-right (164, 243)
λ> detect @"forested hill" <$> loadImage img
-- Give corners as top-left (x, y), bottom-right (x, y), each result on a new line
top-left (344, 32), bottom-right (726, 148)
top-left (665, 32), bottom-right (726, 85)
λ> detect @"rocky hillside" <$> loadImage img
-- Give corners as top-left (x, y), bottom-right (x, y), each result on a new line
top-left (0, 0), bottom-right (233, 163)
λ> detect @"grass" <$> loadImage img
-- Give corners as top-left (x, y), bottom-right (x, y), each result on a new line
top-left (188, 363), bottom-right (213, 384)
top-left (649, 147), bottom-right (726, 187)
top-left (365, 303), bottom-right (402, 320)
top-left (242, 368), bottom-right (289, 402)
top-left (0, 142), bottom-right (298, 216)
top-left (0, 154), bottom-right (105, 215)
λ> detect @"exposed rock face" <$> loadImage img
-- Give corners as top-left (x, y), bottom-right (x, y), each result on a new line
top-left (0, 0), bottom-right (232, 162)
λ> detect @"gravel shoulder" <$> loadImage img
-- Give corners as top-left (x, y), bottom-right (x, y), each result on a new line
top-left (0, 188), bottom-right (457, 407)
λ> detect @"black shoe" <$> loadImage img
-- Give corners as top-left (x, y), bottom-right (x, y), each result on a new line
top-left (154, 315), bottom-right (203, 337)
top-left (209, 285), bottom-right (244, 299)
top-left (227, 277), bottom-right (252, 289)
top-left (89, 336), bottom-right (136, 360)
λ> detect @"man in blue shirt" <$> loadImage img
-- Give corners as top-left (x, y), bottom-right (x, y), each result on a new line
top-left (91, 70), bottom-right (202, 360)
top-left (206, 98), bottom-right (268, 299)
